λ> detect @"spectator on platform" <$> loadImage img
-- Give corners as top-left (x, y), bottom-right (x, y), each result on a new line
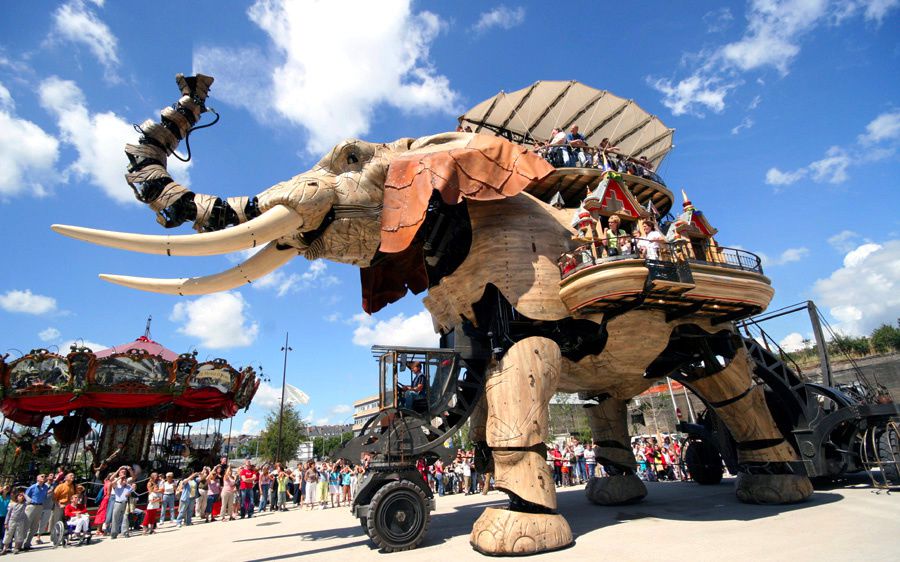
top-left (604, 216), bottom-right (628, 257)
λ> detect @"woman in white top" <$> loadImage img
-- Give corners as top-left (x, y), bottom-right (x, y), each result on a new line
top-left (160, 473), bottom-right (177, 524)
top-left (637, 220), bottom-right (665, 260)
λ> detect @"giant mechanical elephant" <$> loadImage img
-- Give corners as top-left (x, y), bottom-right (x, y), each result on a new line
top-left (55, 75), bottom-right (813, 555)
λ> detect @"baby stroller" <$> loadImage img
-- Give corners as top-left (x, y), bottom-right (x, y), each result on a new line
top-left (50, 520), bottom-right (92, 547)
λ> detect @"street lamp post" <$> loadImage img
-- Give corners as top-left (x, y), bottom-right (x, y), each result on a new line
top-left (277, 332), bottom-right (293, 463)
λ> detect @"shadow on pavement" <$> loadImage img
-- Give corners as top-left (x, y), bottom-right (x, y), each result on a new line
top-left (237, 478), bottom-right (845, 559)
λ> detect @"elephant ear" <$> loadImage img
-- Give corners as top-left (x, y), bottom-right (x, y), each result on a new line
top-left (380, 134), bottom-right (556, 253)
top-left (359, 135), bottom-right (554, 314)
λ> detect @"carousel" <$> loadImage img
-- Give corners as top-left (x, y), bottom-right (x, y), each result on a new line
top-left (0, 325), bottom-right (259, 482)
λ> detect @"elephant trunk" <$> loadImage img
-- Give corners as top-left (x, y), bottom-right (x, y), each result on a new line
top-left (53, 74), bottom-right (306, 258)
top-left (125, 73), bottom-right (260, 233)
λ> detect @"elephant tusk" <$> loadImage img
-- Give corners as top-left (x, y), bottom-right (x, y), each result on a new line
top-left (51, 205), bottom-right (303, 256)
top-left (97, 242), bottom-right (298, 295)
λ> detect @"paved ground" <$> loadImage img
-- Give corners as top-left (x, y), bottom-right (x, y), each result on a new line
top-left (30, 475), bottom-right (898, 561)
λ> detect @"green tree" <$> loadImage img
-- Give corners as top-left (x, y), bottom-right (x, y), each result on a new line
top-left (257, 404), bottom-right (307, 463)
top-left (313, 431), bottom-right (355, 459)
top-left (827, 332), bottom-right (870, 358)
top-left (870, 321), bottom-right (900, 354)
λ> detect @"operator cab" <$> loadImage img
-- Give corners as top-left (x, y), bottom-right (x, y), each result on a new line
top-left (377, 346), bottom-right (457, 415)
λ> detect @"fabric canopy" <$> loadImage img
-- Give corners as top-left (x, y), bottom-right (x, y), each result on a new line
top-left (458, 80), bottom-right (675, 168)
top-left (1, 387), bottom-right (240, 426)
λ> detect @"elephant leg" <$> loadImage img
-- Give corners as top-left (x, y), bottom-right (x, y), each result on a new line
top-left (690, 346), bottom-right (813, 504)
top-left (584, 397), bottom-right (647, 505)
top-left (469, 337), bottom-right (573, 556)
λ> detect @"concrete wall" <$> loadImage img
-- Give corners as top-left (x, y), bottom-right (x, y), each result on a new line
top-left (802, 352), bottom-right (900, 399)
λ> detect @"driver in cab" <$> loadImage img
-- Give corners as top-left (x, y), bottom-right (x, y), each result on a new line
top-left (399, 361), bottom-right (425, 410)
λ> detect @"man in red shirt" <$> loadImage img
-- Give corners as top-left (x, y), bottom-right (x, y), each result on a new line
top-left (238, 460), bottom-right (258, 518)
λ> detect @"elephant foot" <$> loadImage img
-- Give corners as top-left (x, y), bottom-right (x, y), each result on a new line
top-left (470, 507), bottom-right (573, 556)
top-left (735, 472), bottom-right (813, 504)
top-left (585, 474), bottom-right (647, 505)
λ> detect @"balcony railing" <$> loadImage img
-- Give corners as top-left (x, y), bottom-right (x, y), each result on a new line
top-left (559, 237), bottom-right (764, 280)
top-left (534, 145), bottom-right (666, 186)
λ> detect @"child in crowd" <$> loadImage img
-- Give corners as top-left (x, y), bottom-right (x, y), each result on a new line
top-left (1, 491), bottom-right (28, 555)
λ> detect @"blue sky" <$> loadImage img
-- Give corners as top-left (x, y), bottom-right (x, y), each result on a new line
top-left (1, 1), bottom-right (898, 436)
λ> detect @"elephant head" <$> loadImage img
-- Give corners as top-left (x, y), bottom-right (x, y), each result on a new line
top-left (53, 75), bottom-right (555, 313)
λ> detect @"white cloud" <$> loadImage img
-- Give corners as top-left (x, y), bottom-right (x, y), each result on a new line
top-left (731, 116), bottom-right (755, 135)
top-left (858, 109), bottom-right (900, 145)
top-left (351, 310), bottom-right (438, 348)
top-left (827, 230), bottom-right (861, 253)
top-left (170, 291), bottom-right (259, 349)
top-left (51, 0), bottom-right (120, 82)
top-left (253, 260), bottom-right (338, 297)
top-left (808, 146), bottom-right (851, 183)
top-left (779, 332), bottom-right (812, 352)
top-left (765, 166), bottom-right (807, 186)
top-left (0, 83), bottom-right (59, 198)
top-left (38, 76), bottom-right (190, 205)
top-left (331, 404), bottom-right (352, 415)
top-left (0, 289), bottom-right (58, 315)
top-left (648, 73), bottom-right (735, 117)
top-left (766, 109), bottom-right (898, 189)
top-left (239, 418), bottom-right (261, 436)
top-left (193, 0), bottom-right (460, 154)
top-left (813, 240), bottom-right (900, 335)
top-left (703, 7), bottom-right (734, 32)
top-left (649, 1), bottom-right (899, 116)
top-left (761, 247), bottom-right (810, 266)
top-left (855, 0), bottom-right (900, 22)
top-left (474, 6), bottom-right (526, 33)
top-left (39, 327), bottom-right (61, 342)
top-left (0, 83), bottom-right (11, 110)
top-left (253, 381), bottom-right (281, 410)
top-left (843, 242), bottom-right (881, 267)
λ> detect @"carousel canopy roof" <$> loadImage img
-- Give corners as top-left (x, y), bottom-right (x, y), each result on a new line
top-left (94, 335), bottom-right (178, 361)
top-left (458, 80), bottom-right (675, 168)
top-left (0, 337), bottom-right (259, 427)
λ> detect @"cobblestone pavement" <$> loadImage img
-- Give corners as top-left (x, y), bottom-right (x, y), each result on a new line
top-left (31, 475), bottom-right (899, 561)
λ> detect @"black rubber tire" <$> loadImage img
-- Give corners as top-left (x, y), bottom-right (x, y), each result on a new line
top-left (360, 516), bottom-right (370, 537)
top-left (685, 439), bottom-right (724, 485)
top-left (877, 427), bottom-right (899, 485)
top-left (366, 479), bottom-right (430, 552)
top-left (50, 521), bottom-right (66, 547)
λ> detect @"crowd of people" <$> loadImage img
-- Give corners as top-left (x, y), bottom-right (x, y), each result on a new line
top-left (533, 126), bottom-right (666, 185)
top-left (633, 435), bottom-right (686, 482)
top-left (1, 467), bottom-right (84, 554)
top-left (1, 456), bottom-right (372, 553)
top-left (1, 434), bottom-right (699, 553)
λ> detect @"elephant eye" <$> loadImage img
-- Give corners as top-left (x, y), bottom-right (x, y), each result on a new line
top-left (347, 153), bottom-right (359, 165)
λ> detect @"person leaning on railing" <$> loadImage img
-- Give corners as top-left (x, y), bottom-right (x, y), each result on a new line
top-left (636, 220), bottom-right (665, 260)
top-left (603, 215), bottom-right (628, 256)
